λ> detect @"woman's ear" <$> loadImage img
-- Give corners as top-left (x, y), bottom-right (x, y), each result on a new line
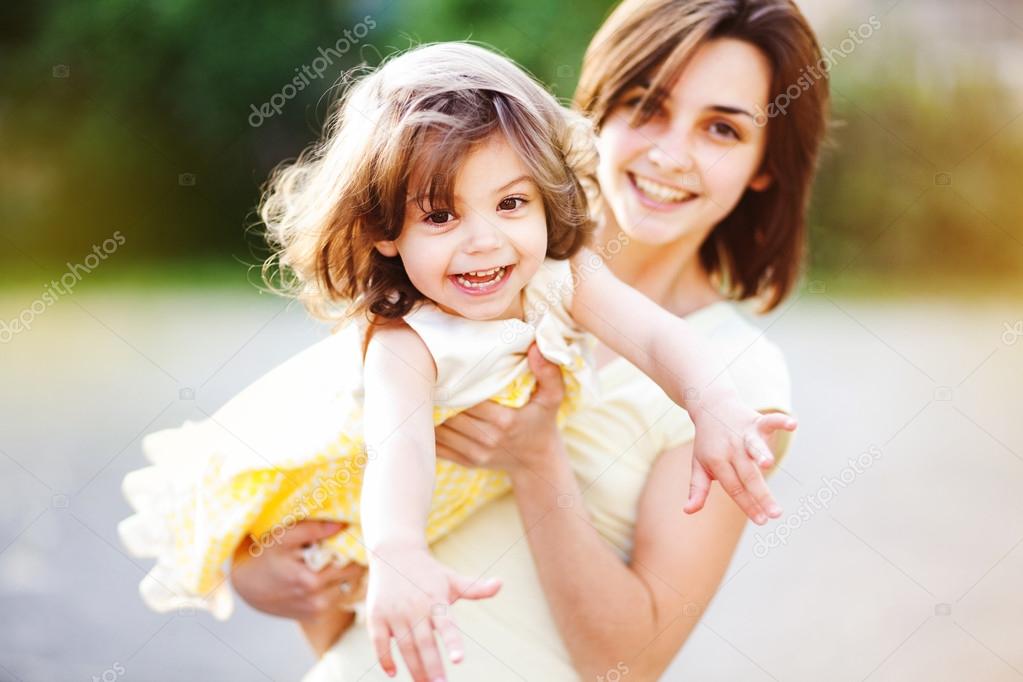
top-left (374, 241), bottom-right (398, 257)
top-left (749, 171), bottom-right (773, 192)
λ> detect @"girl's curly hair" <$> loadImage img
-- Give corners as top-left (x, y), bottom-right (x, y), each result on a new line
top-left (261, 42), bottom-right (597, 324)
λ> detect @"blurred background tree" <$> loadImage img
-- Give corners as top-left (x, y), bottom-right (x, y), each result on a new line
top-left (1, 0), bottom-right (1020, 290)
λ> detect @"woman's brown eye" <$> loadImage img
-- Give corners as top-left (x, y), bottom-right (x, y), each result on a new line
top-left (498, 197), bottom-right (524, 211)
top-left (711, 122), bottom-right (740, 140)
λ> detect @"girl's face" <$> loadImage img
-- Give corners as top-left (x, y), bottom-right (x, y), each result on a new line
top-left (376, 134), bottom-right (548, 321)
top-left (596, 38), bottom-right (773, 248)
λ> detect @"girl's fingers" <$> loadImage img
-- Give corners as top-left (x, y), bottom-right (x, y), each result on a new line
top-left (735, 458), bottom-right (782, 519)
top-left (711, 460), bottom-right (769, 525)
top-left (447, 573), bottom-right (501, 602)
top-left (368, 618), bottom-right (397, 678)
top-left (683, 460), bottom-right (712, 515)
top-left (432, 610), bottom-right (465, 664)
top-left (744, 432), bottom-right (775, 468)
top-left (394, 622), bottom-right (429, 682)
top-left (757, 412), bottom-right (797, 436)
top-left (412, 618), bottom-right (446, 682)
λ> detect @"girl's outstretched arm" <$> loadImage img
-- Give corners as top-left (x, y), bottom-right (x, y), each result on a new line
top-left (361, 322), bottom-right (501, 681)
top-left (567, 250), bottom-right (796, 525)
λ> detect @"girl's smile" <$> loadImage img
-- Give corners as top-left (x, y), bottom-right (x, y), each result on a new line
top-left (449, 264), bottom-right (515, 295)
top-left (376, 133), bottom-right (549, 322)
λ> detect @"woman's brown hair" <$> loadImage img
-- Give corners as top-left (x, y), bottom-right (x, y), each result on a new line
top-left (575, 0), bottom-right (830, 311)
top-left (261, 42), bottom-right (595, 323)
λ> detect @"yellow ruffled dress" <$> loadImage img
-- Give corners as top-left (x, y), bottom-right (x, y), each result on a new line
top-left (118, 258), bottom-right (594, 619)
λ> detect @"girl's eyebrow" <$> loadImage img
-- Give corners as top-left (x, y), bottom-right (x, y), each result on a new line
top-left (493, 175), bottom-right (532, 193)
top-left (405, 175), bottom-right (533, 206)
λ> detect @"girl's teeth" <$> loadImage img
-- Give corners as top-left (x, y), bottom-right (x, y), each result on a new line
top-left (455, 266), bottom-right (507, 289)
top-left (633, 175), bottom-right (693, 203)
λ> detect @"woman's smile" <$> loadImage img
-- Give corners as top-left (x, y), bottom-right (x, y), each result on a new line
top-left (627, 171), bottom-right (699, 211)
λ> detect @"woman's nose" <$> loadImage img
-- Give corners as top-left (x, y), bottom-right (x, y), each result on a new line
top-left (647, 140), bottom-right (696, 175)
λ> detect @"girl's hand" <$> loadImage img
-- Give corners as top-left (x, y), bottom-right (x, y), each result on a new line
top-left (366, 544), bottom-right (501, 681)
top-left (683, 398), bottom-right (797, 525)
top-left (230, 520), bottom-right (366, 621)
top-left (435, 343), bottom-right (564, 475)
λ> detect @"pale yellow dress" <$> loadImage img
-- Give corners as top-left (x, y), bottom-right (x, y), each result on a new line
top-left (304, 300), bottom-right (793, 681)
top-left (118, 258), bottom-right (595, 620)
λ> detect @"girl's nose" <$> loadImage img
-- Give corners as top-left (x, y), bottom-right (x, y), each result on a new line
top-left (463, 215), bottom-right (503, 253)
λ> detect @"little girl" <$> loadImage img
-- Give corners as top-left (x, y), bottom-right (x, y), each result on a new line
top-left (119, 42), bottom-right (794, 676)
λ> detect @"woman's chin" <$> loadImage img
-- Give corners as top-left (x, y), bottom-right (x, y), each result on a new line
top-left (616, 209), bottom-right (708, 247)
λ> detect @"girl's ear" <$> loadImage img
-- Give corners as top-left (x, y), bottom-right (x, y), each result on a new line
top-left (749, 171), bottom-right (773, 192)
top-left (374, 241), bottom-right (398, 257)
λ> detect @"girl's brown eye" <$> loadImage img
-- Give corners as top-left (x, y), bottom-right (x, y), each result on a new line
top-left (498, 197), bottom-right (525, 211)
top-left (425, 211), bottom-right (454, 225)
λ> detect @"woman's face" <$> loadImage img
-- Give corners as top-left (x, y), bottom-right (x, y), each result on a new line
top-left (596, 38), bottom-right (773, 248)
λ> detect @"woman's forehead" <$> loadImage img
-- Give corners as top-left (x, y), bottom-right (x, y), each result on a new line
top-left (659, 38), bottom-right (772, 111)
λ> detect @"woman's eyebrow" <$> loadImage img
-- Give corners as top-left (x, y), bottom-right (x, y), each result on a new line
top-left (709, 104), bottom-right (755, 119)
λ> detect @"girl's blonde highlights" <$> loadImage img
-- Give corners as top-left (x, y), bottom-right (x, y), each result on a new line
top-left (261, 42), bottom-right (595, 324)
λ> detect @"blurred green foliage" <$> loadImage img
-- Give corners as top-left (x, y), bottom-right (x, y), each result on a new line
top-left (1, 0), bottom-right (1020, 290)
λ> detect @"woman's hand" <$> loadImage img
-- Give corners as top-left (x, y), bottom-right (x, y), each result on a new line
top-left (435, 344), bottom-right (565, 475)
top-left (366, 543), bottom-right (501, 681)
top-left (230, 520), bottom-right (366, 621)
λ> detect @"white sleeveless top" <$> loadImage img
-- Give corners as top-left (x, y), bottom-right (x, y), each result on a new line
top-left (303, 301), bottom-right (793, 681)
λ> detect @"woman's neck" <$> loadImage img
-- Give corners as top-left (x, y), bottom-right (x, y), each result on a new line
top-left (596, 223), bottom-right (724, 318)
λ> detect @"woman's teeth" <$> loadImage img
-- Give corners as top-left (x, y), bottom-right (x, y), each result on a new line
top-left (455, 266), bottom-right (507, 288)
top-left (632, 174), bottom-right (694, 204)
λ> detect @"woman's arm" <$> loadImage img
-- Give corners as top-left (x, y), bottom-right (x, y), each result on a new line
top-left (229, 520), bottom-right (367, 654)
top-left (510, 435), bottom-right (760, 680)
top-left (436, 348), bottom-right (785, 679)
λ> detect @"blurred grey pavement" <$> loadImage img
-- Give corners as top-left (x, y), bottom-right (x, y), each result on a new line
top-left (1, 287), bottom-right (1021, 681)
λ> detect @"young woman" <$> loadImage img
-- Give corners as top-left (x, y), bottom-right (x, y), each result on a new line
top-left (231, 1), bottom-right (830, 679)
